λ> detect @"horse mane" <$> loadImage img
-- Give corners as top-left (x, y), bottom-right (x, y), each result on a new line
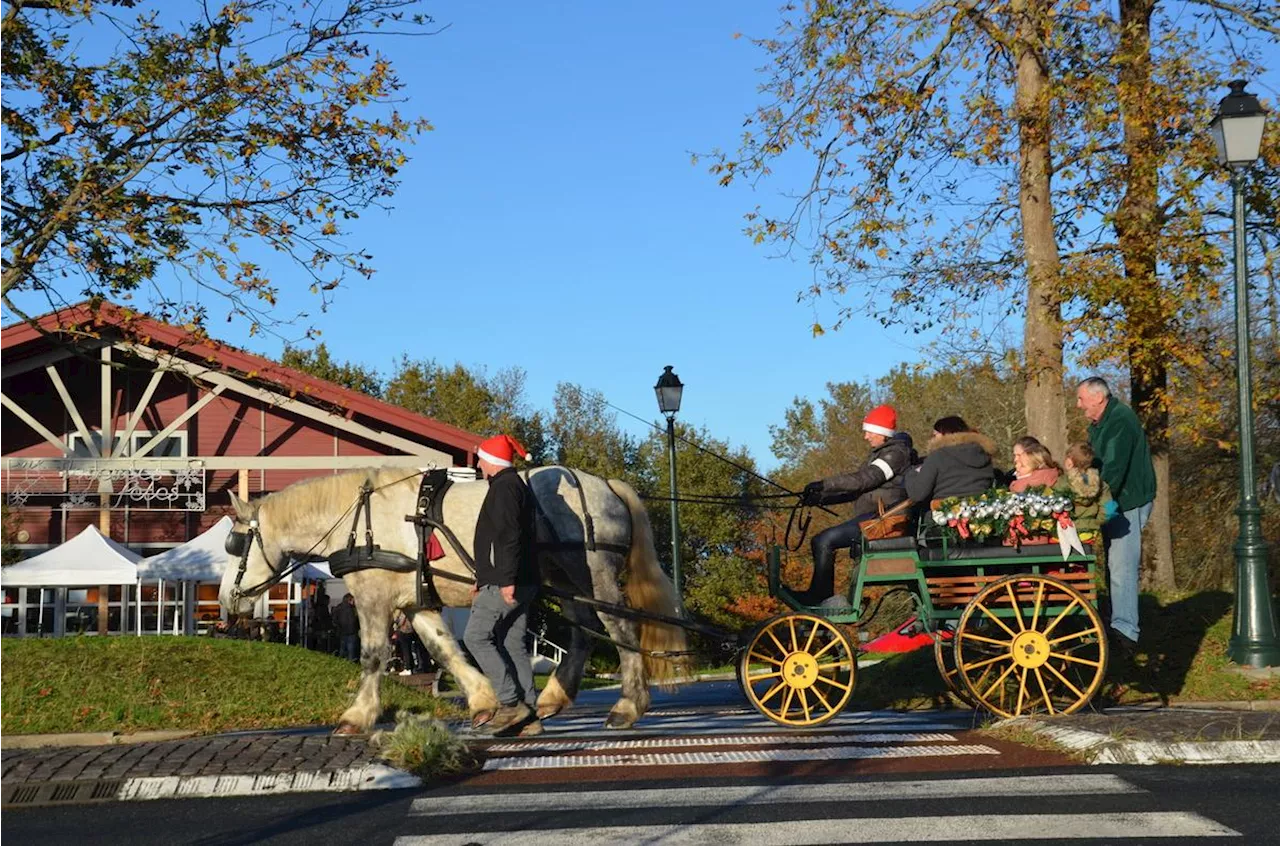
top-left (255, 467), bottom-right (417, 524)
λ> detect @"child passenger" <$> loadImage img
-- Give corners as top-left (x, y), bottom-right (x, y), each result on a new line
top-left (1009, 436), bottom-right (1061, 492)
top-left (1054, 442), bottom-right (1115, 544)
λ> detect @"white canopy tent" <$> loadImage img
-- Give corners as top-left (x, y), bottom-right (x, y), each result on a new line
top-left (137, 516), bottom-right (233, 583)
top-left (1, 526), bottom-right (141, 637)
top-left (1, 525), bottom-right (141, 586)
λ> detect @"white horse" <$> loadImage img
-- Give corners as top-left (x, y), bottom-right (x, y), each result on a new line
top-left (218, 466), bottom-right (688, 733)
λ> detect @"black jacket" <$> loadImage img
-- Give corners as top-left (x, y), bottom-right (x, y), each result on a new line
top-left (818, 435), bottom-right (914, 516)
top-left (904, 431), bottom-right (997, 504)
top-left (473, 467), bottom-right (537, 588)
top-left (332, 600), bottom-right (359, 636)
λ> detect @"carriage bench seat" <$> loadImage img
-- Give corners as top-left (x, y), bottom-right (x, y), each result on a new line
top-left (918, 542), bottom-right (1093, 562)
top-left (926, 568), bottom-right (1098, 610)
top-left (863, 536), bottom-right (918, 552)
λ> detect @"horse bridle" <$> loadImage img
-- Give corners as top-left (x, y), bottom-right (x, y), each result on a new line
top-left (226, 514), bottom-right (293, 600)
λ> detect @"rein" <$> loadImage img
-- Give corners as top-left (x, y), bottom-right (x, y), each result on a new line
top-left (228, 470), bottom-right (427, 601)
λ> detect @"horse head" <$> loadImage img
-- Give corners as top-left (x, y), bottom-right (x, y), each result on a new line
top-left (219, 491), bottom-right (289, 615)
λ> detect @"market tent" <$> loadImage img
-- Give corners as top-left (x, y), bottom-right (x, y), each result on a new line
top-left (137, 517), bottom-right (233, 582)
top-left (1, 525), bottom-right (141, 586)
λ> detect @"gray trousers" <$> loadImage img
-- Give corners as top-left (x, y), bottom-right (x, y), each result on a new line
top-left (463, 584), bottom-right (537, 708)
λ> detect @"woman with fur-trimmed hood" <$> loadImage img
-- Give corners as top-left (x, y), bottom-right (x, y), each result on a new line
top-left (904, 416), bottom-right (997, 505)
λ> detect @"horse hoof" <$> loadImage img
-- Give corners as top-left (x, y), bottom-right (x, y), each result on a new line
top-left (536, 704), bottom-right (563, 721)
top-left (471, 709), bottom-right (496, 730)
top-left (604, 713), bottom-right (636, 729)
top-left (333, 722), bottom-right (364, 736)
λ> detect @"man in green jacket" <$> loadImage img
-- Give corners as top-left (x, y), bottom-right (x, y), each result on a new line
top-left (1077, 377), bottom-right (1156, 656)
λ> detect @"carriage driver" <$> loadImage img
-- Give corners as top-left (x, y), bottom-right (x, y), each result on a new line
top-left (463, 433), bottom-right (542, 737)
top-left (797, 404), bottom-right (916, 606)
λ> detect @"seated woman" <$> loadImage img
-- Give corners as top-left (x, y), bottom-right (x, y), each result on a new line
top-left (796, 404), bottom-right (916, 606)
top-left (1009, 436), bottom-right (1061, 492)
top-left (904, 416), bottom-right (997, 506)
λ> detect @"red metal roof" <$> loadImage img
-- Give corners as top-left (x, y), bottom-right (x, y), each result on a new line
top-left (2, 302), bottom-right (480, 457)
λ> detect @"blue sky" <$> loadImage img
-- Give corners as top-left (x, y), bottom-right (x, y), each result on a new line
top-left (287, 1), bottom-right (941, 468)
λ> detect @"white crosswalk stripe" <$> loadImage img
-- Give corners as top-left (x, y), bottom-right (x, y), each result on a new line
top-left (394, 773), bottom-right (1241, 843)
top-left (483, 742), bottom-right (999, 771)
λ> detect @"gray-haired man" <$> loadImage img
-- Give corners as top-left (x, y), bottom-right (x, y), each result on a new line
top-left (1076, 377), bottom-right (1156, 657)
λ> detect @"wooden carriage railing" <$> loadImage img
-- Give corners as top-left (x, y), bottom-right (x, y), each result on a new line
top-left (925, 568), bottom-right (1097, 609)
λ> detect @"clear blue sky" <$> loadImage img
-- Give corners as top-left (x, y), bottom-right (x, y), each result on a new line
top-left (274, 1), bottom-right (939, 469)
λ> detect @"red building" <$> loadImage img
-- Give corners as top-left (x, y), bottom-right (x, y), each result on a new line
top-left (2, 302), bottom-right (479, 635)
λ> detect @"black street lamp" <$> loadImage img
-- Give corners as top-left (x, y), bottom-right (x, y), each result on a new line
top-left (1210, 80), bottom-right (1280, 668)
top-left (654, 365), bottom-right (684, 601)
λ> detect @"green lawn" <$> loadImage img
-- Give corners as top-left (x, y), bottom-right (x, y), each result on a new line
top-left (1, 636), bottom-right (458, 735)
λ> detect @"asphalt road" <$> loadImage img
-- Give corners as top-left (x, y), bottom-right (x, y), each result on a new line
top-left (5, 764), bottom-right (1278, 844)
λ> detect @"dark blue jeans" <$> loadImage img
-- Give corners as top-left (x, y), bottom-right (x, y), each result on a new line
top-left (339, 633), bottom-right (360, 662)
top-left (803, 515), bottom-right (867, 603)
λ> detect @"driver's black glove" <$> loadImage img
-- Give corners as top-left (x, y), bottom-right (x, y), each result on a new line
top-left (801, 481), bottom-right (824, 506)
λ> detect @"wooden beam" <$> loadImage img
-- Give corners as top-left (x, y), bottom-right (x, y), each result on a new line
top-left (133, 385), bottom-right (225, 457)
top-left (113, 369), bottom-right (165, 457)
top-left (0, 392), bottom-right (73, 455)
top-left (119, 342), bottom-right (438, 457)
top-left (0, 338), bottom-right (111, 381)
top-left (100, 346), bottom-right (113, 456)
top-left (3, 454), bottom-right (448, 471)
top-left (46, 365), bottom-right (99, 457)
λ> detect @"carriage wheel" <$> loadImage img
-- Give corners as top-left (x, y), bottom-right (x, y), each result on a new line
top-left (933, 627), bottom-right (975, 707)
top-left (739, 614), bottom-right (856, 727)
top-left (953, 575), bottom-right (1107, 718)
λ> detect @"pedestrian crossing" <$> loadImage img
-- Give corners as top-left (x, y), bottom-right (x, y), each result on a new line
top-left (394, 773), bottom-right (1241, 844)
top-left (466, 706), bottom-right (995, 772)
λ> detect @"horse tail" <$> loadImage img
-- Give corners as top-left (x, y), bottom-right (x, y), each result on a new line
top-left (607, 478), bottom-right (690, 684)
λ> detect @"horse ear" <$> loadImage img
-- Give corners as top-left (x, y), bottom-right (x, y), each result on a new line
top-left (229, 492), bottom-right (254, 522)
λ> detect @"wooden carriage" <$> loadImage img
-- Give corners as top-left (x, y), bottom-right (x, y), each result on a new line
top-left (741, 520), bottom-right (1107, 727)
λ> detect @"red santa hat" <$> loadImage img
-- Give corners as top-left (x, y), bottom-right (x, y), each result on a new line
top-left (476, 434), bottom-right (529, 468)
top-left (862, 404), bottom-right (897, 437)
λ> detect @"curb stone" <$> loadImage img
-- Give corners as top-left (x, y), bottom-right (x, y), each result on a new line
top-left (115, 763), bottom-right (420, 801)
top-left (1, 730), bottom-right (197, 750)
top-left (1004, 717), bottom-right (1280, 766)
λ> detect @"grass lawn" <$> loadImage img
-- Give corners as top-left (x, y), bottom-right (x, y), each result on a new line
top-left (1, 636), bottom-right (460, 736)
top-left (848, 590), bottom-right (1280, 711)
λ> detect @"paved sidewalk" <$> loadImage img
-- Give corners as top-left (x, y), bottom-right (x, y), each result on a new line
top-left (1, 731), bottom-right (416, 807)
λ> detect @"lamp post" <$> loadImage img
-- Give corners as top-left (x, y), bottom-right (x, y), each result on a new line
top-left (654, 365), bottom-right (684, 601)
top-left (1210, 79), bottom-right (1280, 668)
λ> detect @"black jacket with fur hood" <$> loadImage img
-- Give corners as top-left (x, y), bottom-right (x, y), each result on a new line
top-left (905, 431), bottom-right (997, 504)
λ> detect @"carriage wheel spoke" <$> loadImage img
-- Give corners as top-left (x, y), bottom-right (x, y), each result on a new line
top-left (1032, 667), bottom-right (1056, 716)
top-left (1006, 584), bottom-right (1027, 631)
top-left (1029, 581), bottom-right (1046, 630)
top-left (766, 628), bottom-right (788, 656)
top-left (780, 686), bottom-right (796, 719)
top-left (812, 638), bottom-right (842, 660)
top-left (803, 621), bottom-right (819, 654)
top-left (1040, 599), bottom-right (1080, 638)
top-left (814, 674), bottom-right (851, 693)
top-left (1015, 667), bottom-right (1029, 715)
top-left (1048, 626), bottom-right (1102, 647)
top-left (1043, 660), bottom-right (1087, 700)
top-left (959, 652), bottom-right (1011, 673)
top-left (1048, 651), bottom-right (1102, 668)
top-left (980, 661), bottom-right (1018, 700)
top-left (757, 680), bottom-right (786, 707)
top-left (797, 687), bottom-right (812, 722)
top-left (811, 682), bottom-right (834, 712)
top-left (746, 669), bottom-right (783, 682)
top-left (788, 618), bottom-right (799, 652)
top-left (977, 604), bottom-right (1018, 638)
top-left (748, 649), bottom-right (785, 666)
top-left (960, 631), bottom-right (1013, 649)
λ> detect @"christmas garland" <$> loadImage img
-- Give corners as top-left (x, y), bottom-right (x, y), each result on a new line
top-left (930, 486), bottom-right (1075, 546)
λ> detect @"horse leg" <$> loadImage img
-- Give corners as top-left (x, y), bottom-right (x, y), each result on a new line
top-left (594, 610), bottom-right (650, 729)
top-left (335, 584), bottom-right (393, 734)
top-left (408, 608), bottom-right (499, 725)
top-left (536, 600), bottom-right (596, 720)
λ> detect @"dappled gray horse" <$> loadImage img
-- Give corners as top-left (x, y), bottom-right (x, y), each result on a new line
top-left (219, 466), bottom-right (687, 733)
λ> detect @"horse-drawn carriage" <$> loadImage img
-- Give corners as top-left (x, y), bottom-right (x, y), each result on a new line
top-left (739, 514), bottom-right (1107, 727)
top-left (219, 465), bottom-right (1108, 735)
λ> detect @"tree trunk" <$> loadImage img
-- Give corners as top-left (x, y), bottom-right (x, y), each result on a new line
top-left (1014, 0), bottom-right (1067, 459)
top-left (1115, 0), bottom-right (1176, 591)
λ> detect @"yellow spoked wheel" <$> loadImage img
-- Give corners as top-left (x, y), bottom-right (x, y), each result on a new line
top-left (739, 614), bottom-right (856, 727)
top-left (933, 628), bottom-right (974, 706)
top-left (953, 575), bottom-right (1108, 718)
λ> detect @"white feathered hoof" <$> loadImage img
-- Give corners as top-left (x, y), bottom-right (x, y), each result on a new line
top-left (333, 722), bottom-right (365, 736)
top-left (536, 703), bottom-right (564, 720)
top-left (604, 700), bottom-right (639, 729)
